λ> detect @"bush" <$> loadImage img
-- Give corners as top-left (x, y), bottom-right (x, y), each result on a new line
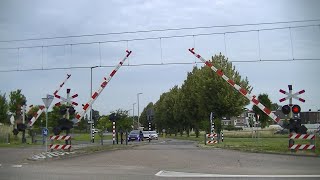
top-left (224, 125), bottom-right (243, 131)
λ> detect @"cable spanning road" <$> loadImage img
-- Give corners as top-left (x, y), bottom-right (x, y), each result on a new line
top-left (0, 139), bottom-right (320, 180)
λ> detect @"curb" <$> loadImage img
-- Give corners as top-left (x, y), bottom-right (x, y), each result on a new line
top-left (198, 143), bottom-right (320, 158)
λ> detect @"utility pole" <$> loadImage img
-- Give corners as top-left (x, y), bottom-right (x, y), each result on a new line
top-left (133, 103), bottom-right (136, 128)
top-left (90, 66), bottom-right (98, 143)
top-left (137, 93), bottom-right (142, 128)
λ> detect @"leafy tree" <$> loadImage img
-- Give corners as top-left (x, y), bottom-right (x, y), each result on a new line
top-left (252, 93), bottom-right (273, 128)
top-left (96, 115), bottom-right (111, 132)
top-left (9, 89), bottom-right (27, 120)
top-left (150, 53), bottom-right (252, 138)
top-left (271, 103), bottom-right (281, 111)
top-left (0, 92), bottom-right (8, 124)
top-left (109, 109), bottom-right (133, 132)
top-left (140, 102), bottom-right (154, 129)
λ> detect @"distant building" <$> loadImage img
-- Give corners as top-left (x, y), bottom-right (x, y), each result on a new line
top-left (221, 116), bottom-right (232, 126)
top-left (229, 110), bottom-right (256, 127)
top-left (300, 111), bottom-right (320, 124)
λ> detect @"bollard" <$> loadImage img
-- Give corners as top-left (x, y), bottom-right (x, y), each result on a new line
top-left (7, 133), bottom-right (10, 144)
top-left (221, 131), bottom-right (224, 142)
top-left (120, 131), bottom-right (123, 144)
top-left (204, 133), bottom-right (206, 145)
top-left (125, 131), bottom-right (128, 145)
top-left (116, 130), bottom-right (119, 144)
top-left (100, 132), bottom-right (103, 145)
top-left (22, 130), bottom-right (26, 144)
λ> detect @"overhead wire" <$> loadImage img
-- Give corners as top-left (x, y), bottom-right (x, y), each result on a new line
top-left (0, 24), bottom-right (318, 50)
top-left (0, 19), bottom-right (319, 43)
top-left (1, 58), bottom-right (319, 73)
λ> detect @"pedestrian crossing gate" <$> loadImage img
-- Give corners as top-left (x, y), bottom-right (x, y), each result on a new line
top-left (289, 133), bottom-right (316, 152)
top-left (49, 135), bottom-right (72, 152)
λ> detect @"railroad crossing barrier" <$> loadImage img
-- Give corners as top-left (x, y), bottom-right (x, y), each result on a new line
top-left (49, 135), bottom-right (72, 152)
top-left (289, 133), bottom-right (316, 152)
top-left (205, 134), bottom-right (218, 145)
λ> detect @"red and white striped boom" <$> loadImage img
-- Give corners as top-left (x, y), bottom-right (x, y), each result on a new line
top-left (188, 48), bottom-right (280, 124)
top-left (28, 74), bottom-right (72, 127)
top-left (75, 50), bottom-right (132, 122)
top-left (53, 74), bottom-right (71, 96)
top-left (28, 105), bottom-right (45, 126)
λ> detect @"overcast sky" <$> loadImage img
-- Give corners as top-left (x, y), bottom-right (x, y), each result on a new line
top-left (0, 0), bottom-right (319, 117)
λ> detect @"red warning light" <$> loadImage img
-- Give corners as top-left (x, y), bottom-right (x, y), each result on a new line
top-left (292, 105), bottom-right (301, 114)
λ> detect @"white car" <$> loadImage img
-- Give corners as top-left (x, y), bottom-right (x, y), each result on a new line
top-left (142, 131), bottom-right (158, 140)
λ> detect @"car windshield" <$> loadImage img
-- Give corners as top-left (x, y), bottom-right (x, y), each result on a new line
top-left (129, 130), bottom-right (139, 135)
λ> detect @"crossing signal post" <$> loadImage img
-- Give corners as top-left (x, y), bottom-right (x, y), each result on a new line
top-left (278, 85), bottom-right (313, 153)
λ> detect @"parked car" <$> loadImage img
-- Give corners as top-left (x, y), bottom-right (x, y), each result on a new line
top-left (128, 130), bottom-right (143, 141)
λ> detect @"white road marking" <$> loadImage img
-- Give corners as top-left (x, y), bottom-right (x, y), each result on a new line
top-left (11, 165), bottom-right (22, 168)
top-left (155, 170), bottom-right (320, 178)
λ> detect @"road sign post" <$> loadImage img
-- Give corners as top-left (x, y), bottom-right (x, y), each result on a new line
top-left (42, 94), bottom-right (54, 154)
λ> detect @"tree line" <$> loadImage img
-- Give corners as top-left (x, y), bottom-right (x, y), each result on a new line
top-left (139, 53), bottom-right (276, 137)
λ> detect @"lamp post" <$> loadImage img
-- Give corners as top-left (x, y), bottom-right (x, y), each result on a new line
top-left (42, 94), bottom-right (54, 154)
top-left (137, 93), bottom-right (143, 128)
top-left (90, 66), bottom-right (99, 143)
top-left (133, 103), bottom-right (136, 128)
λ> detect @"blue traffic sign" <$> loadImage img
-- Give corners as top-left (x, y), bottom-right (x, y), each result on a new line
top-left (42, 128), bottom-right (49, 136)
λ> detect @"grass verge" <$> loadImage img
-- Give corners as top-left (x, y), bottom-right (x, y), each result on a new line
top-left (169, 134), bottom-right (320, 156)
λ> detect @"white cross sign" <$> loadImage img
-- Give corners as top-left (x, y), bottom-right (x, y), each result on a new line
top-left (279, 89), bottom-right (305, 103)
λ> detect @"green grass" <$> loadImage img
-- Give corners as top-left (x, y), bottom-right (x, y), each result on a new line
top-left (72, 134), bottom-right (112, 141)
top-left (168, 132), bottom-right (320, 155)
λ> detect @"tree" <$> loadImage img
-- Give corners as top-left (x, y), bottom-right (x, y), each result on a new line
top-left (140, 102), bottom-right (154, 129)
top-left (109, 109), bottom-right (133, 132)
top-left (153, 53), bottom-right (251, 138)
top-left (0, 92), bottom-right (8, 124)
top-left (9, 89), bottom-right (27, 120)
top-left (96, 115), bottom-right (111, 132)
top-left (252, 93), bottom-right (273, 128)
top-left (271, 103), bottom-right (281, 111)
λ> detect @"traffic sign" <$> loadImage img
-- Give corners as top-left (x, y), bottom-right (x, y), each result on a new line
top-left (42, 128), bottom-right (49, 136)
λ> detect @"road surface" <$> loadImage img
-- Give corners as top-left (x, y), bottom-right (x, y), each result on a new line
top-left (0, 139), bottom-right (320, 180)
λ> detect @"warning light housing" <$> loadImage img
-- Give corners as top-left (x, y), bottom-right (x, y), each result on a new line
top-left (281, 105), bottom-right (291, 115)
top-left (292, 105), bottom-right (301, 114)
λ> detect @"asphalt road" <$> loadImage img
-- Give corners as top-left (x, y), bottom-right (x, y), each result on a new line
top-left (1, 139), bottom-right (320, 180)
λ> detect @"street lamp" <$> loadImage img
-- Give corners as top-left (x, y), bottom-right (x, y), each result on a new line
top-left (90, 66), bottom-right (99, 143)
top-left (137, 93), bottom-right (143, 128)
top-left (42, 94), bottom-right (54, 154)
top-left (132, 103), bottom-right (136, 128)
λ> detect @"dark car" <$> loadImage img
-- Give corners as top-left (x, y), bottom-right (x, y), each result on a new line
top-left (128, 130), bottom-right (143, 141)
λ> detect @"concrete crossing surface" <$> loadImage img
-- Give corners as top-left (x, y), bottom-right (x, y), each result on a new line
top-left (1, 139), bottom-right (320, 180)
